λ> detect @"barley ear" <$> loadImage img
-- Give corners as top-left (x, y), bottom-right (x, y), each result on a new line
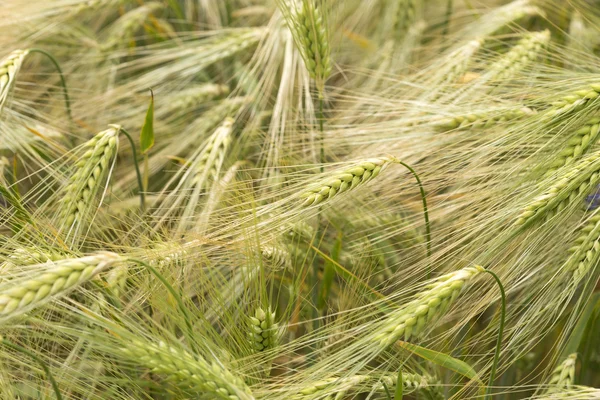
top-left (248, 307), bottom-right (279, 352)
top-left (300, 158), bottom-right (388, 207)
top-left (120, 339), bottom-right (255, 400)
top-left (0, 252), bottom-right (122, 320)
top-left (284, 0), bottom-right (332, 94)
top-left (59, 125), bottom-right (120, 244)
top-left (0, 49), bottom-right (30, 112)
top-left (547, 354), bottom-right (577, 393)
top-left (372, 265), bottom-right (484, 347)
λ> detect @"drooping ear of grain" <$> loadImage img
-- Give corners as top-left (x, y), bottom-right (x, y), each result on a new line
top-left (372, 265), bottom-right (484, 347)
top-left (515, 151), bottom-right (600, 227)
top-left (59, 125), bottom-right (120, 244)
top-left (120, 339), bottom-right (255, 400)
top-left (544, 114), bottom-right (600, 178)
top-left (487, 30), bottom-right (550, 81)
top-left (546, 354), bottom-right (577, 393)
top-left (435, 107), bottom-right (534, 131)
top-left (301, 158), bottom-right (388, 207)
top-left (101, 2), bottom-right (164, 50)
top-left (0, 252), bottom-right (122, 320)
top-left (0, 49), bottom-right (30, 112)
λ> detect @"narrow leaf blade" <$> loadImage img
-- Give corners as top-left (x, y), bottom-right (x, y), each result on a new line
top-left (397, 341), bottom-right (482, 386)
top-left (140, 89), bottom-right (155, 154)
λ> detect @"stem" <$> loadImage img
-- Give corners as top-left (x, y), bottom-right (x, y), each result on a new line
top-left (29, 49), bottom-right (72, 124)
top-left (483, 269), bottom-right (506, 400)
top-left (319, 94), bottom-right (324, 171)
top-left (1, 338), bottom-right (63, 400)
top-left (129, 259), bottom-right (196, 352)
top-left (119, 128), bottom-right (146, 212)
top-left (391, 159), bottom-right (431, 272)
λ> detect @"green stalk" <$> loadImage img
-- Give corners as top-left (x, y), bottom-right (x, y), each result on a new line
top-left (119, 128), bottom-right (146, 212)
top-left (129, 259), bottom-right (196, 352)
top-left (1, 338), bottom-right (63, 400)
top-left (483, 269), bottom-right (506, 400)
top-left (28, 49), bottom-right (72, 124)
top-left (389, 159), bottom-right (431, 273)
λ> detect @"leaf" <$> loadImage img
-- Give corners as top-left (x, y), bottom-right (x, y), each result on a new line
top-left (318, 231), bottom-right (342, 310)
top-left (396, 341), bottom-right (483, 389)
top-left (140, 89), bottom-right (155, 154)
top-left (561, 292), bottom-right (600, 359)
top-left (394, 368), bottom-right (403, 400)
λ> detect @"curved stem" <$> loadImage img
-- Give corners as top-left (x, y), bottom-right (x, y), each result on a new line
top-left (482, 269), bottom-right (506, 400)
top-left (129, 259), bottom-right (195, 352)
top-left (119, 128), bottom-right (146, 212)
top-left (391, 159), bottom-right (431, 272)
top-left (28, 49), bottom-right (72, 124)
top-left (1, 338), bottom-right (63, 400)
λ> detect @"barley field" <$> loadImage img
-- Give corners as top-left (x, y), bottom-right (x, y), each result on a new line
top-left (1, 0), bottom-right (600, 399)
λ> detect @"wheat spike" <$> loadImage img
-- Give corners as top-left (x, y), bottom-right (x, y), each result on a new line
top-left (248, 307), bottom-right (279, 352)
top-left (121, 339), bottom-right (254, 400)
top-left (60, 125), bottom-right (119, 241)
top-left (567, 214), bottom-right (600, 283)
top-left (301, 158), bottom-right (388, 207)
top-left (0, 252), bottom-right (122, 319)
top-left (546, 84), bottom-right (600, 119)
top-left (515, 151), bottom-right (600, 226)
top-left (162, 84), bottom-right (230, 118)
top-left (261, 245), bottom-right (292, 270)
top-left (373, 265), bottom-right (484, 347)
top-left (547, 354), bottom-right (577, 393)
top-left (435, 107), bottom-right (534, 131)
top-left (295, 372), bottom-right (433, 399)
top-left (293, 1), bottom-right (332, 91)
top-left (101, 2), bottom-right (164, 50)
top-left (0, 49), bottom-right (29, 112)
top-left (488, 30), bottom-right (550, 81)
top-left (544, 115), bottom-right (600, 178)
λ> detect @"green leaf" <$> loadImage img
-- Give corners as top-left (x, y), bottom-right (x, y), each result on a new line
top-left (140, 89), bottom-right (155, 154)
top-left (561, 292), bottom-right (600, 359)
top-left (397, 341), bottom-right (483, 390)
top-left (317, 232), bottom-right (342, 310)
top-left (394, 368), bottom-right (403, 400)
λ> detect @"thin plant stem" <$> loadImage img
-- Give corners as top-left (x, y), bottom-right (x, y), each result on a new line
top-left (390, 158), bottom-right (431, 272)
top-left (119, 128), bottom-right (146, 212)
top-left (1, 338), bottom-right (63, 400)
top-left (483, 269), bottom-right (506, 400)
top-left (128, 259), bottom-right (196, 352)
top-left (29, 49), bottom-right (72, 124)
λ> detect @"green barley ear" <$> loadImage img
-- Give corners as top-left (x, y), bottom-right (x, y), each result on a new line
top-left (487, 30), bottom-right (550, 81)
top-left (0, 252), bottom-right (122, 320)
top-left (261, 244), bottom-right (291, 270)
top-left (567, 214), bottom-right (600, 283)
top-left (547, 354), bottom-right (577, 393)
top-left (515, 151), bottom-right (600, 227)
top-left (2, 246), bottom-right (68, 271)
top-left (120, 339), bottom-right (254, 400)
top-left (545, 84), bottom-right (600, 119)
top-left (281, 0), bottom-right (332, 94)
top-left (435, 107), bottom-right (534, 131)
top-left (248, 307), bottom-right (279, 352)
top-left (544, 114), bottom-right (600, 178)
top-left (390, 0), bottom-right (419, 40)
top-left (59, 125), bottom-right (119, 245)
top-left (162, 84), bottom-right (230, 119)
top-left (300, 158), bottom-right (388, 207)
top-left (101, 2), bottom-right (164, 50)
top-left (0, 49), bottom-right (29, 112)
top-left (372, 265), bottom-right (484, 347)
